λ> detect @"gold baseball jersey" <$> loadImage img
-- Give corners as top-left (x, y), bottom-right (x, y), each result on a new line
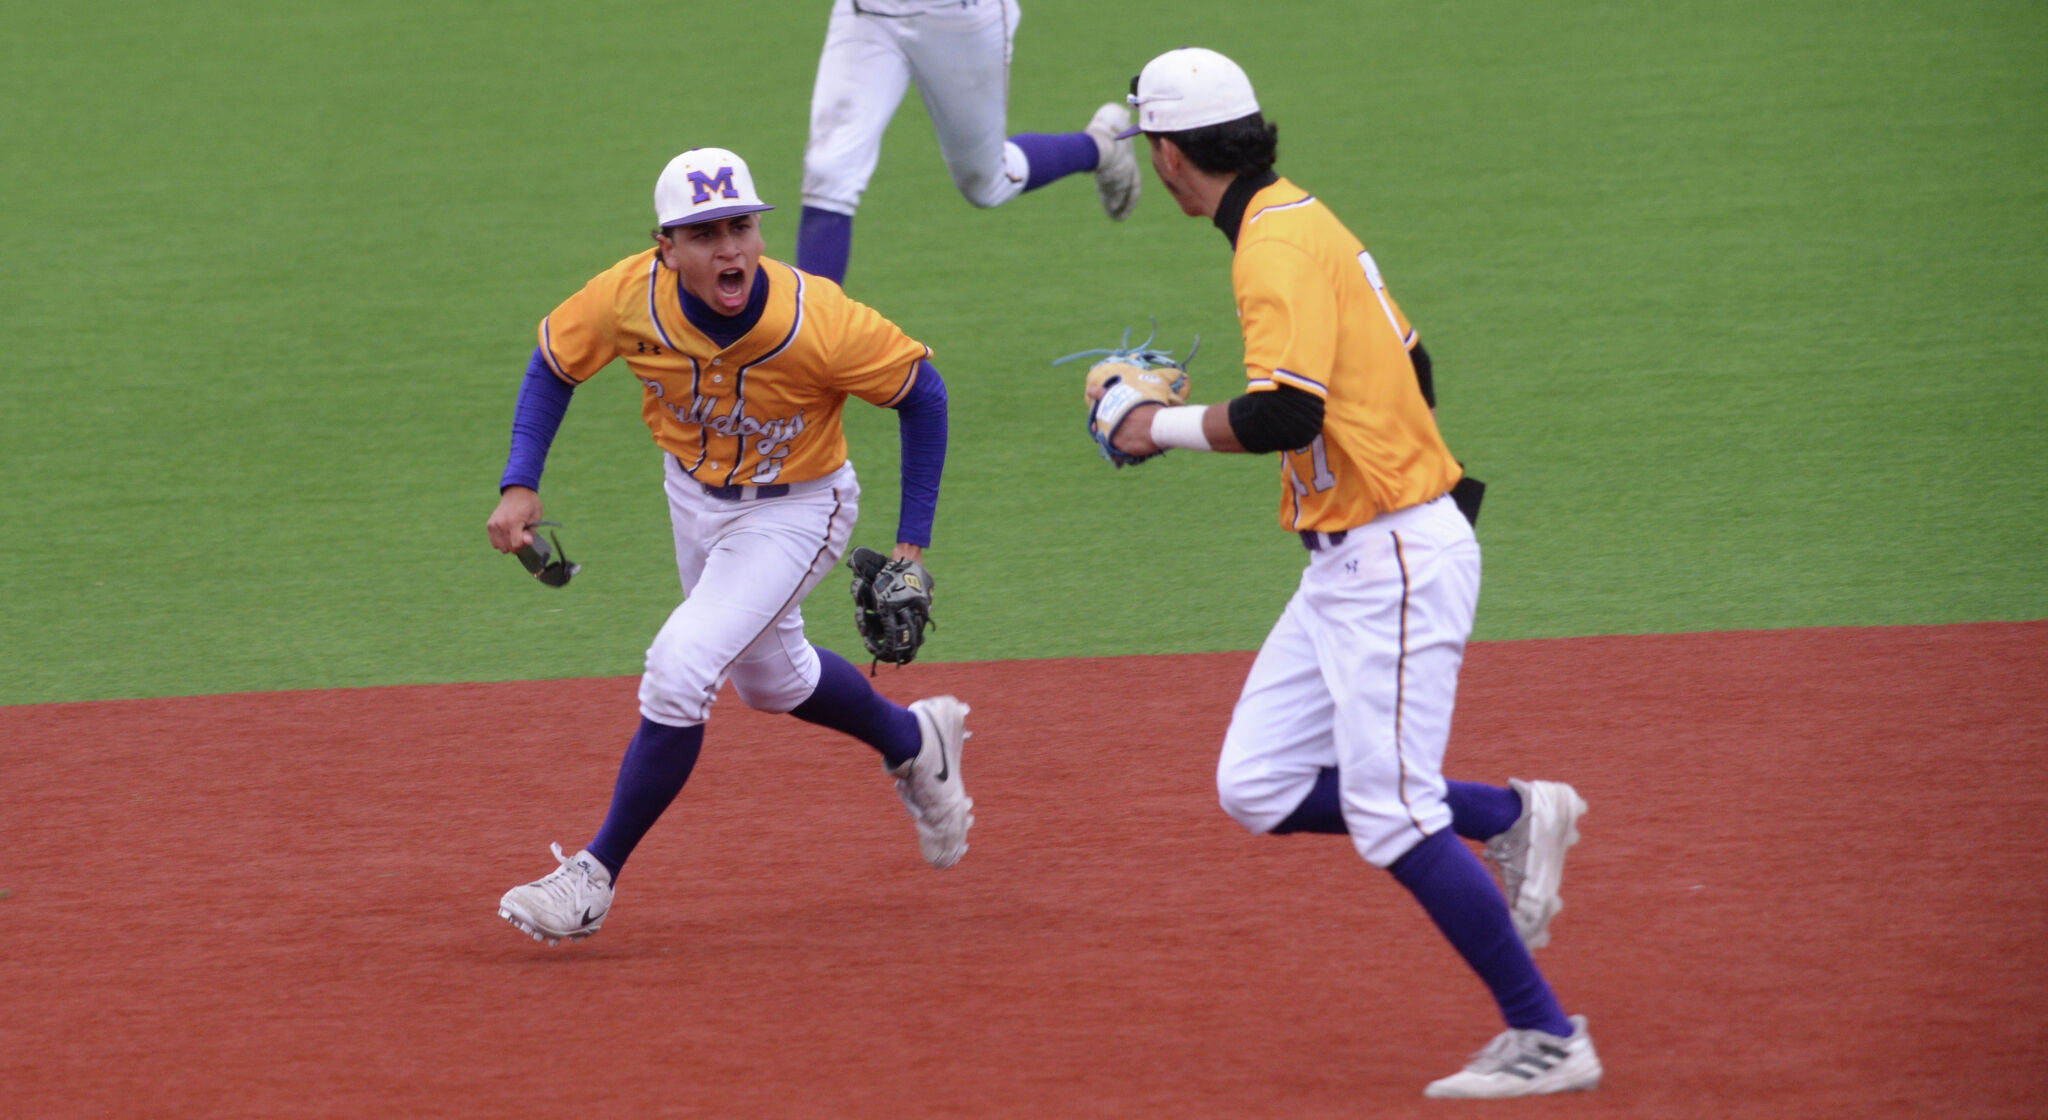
top-left (538, 251), bottom-right (930, 486)
top-left (1233, 178), bottom-right (1462, 531)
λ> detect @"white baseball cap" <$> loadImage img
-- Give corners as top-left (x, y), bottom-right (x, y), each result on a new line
top-left (1120, 47), bottom-right (1261, 138)
top-left (654, 147), bottom-right (775, 228)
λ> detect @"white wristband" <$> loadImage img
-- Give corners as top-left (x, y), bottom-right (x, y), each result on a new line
top-left (1149, 405), bottom-right (1212, 451)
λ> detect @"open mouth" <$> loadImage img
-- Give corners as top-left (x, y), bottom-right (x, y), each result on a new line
top-left (717, 268), bottom-right (745, 299)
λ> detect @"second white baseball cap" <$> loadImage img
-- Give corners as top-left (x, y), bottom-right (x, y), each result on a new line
top-left (654, 147), bottom-right (775, 229)
top-left (1120, 47), bottom-right (1261, 138)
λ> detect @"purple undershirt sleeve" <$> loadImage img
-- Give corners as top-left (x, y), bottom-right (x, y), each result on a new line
top-left (891, 360), bottom-right (948, 548)
top-left (499, 347), bottom-right (575, 492)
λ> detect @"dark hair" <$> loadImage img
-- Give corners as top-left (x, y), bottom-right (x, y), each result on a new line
top-left (1157, 113), bottom-right (1279, 176)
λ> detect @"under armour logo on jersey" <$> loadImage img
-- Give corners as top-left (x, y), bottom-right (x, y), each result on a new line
top-left (688, 167), bottom-right (740, 203)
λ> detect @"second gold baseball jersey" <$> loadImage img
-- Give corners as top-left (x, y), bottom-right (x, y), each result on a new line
top-left (1232, 177), bottom-right (1462, 531)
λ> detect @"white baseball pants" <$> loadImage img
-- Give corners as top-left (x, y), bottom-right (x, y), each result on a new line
top-left (801, 0), bottom-right (1027, 214)
top-left (638, 456), bottom-right (860, 726)
top-left (1217, 495), bottom-right (1481, 867)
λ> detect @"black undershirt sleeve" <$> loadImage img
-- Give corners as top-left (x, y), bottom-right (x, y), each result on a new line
top-left (1411, 342), bottom-right (1435, 407)
top-left (1224, 343), bottom-right (1435, 454)
top-left (1226, 385), bottom-right (1326, 454)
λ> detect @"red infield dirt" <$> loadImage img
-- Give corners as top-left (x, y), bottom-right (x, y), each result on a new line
top-left (4, 622), bottom-right (2045, 1119)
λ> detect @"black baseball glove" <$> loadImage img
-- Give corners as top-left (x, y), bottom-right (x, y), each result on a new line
top-left (848, 546), bottom-right (935, 673)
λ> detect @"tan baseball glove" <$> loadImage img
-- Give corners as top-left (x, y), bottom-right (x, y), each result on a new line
top-left (1054, 321), bottom-right (1198, 467)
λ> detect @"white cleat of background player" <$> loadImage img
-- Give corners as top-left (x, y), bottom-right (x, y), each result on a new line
top-left (1087, 102), bottom-right (1142, 220)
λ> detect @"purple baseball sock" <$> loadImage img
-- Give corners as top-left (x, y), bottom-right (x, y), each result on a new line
top-left (788, 645), bottom-right (921, 769)
top-left (1273, 766), bottom-right (1345, 833)
top-left (1277, 769), bottom-right (1526, 841)
top-left (796, 206), bottom-right (854, 284)
top-left (585, 717), bottom-right (706, 880)
top-left (1011, 131), bottom-right (1100, 191)
top-left (1389, 829), bottom-right (1572, 1036)
top-left (1446, 779), bottom-right (1523, 840)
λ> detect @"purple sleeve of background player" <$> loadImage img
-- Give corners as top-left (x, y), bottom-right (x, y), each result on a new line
top-left (499, 347), bottom-right (575, 492)
top-left (891, 360), bottom-right (948, 548)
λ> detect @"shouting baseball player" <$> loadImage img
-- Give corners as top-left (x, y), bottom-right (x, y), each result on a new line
top-left (485, 147), bottom-right (973, 947)
top-left (794, 0), bottom-right (1141, 284)
top-left (1083, 49), bottom-right (1599, 1099)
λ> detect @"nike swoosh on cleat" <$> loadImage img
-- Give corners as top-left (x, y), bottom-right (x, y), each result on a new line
top-left (921, 710), bottom-right (949, 782)
top-left (581, 908), bottom-right (603, 926)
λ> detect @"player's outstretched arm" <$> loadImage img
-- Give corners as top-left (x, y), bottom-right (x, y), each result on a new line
top-left (1106, 400), bottom-right (1246, 459)
top-left (1083, 371), bottom-right (1324, 462)
top-left (1101, 384), bottom-right (1324, 460)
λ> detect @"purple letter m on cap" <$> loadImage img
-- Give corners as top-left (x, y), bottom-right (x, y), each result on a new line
top-left (688, 167), bottom-right (739, 204)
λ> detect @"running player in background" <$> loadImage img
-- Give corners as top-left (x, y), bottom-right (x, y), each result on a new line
top-left (485, 147), bottom-right (974, 947)
top-left (795, 0), bottom-right (1140, 285)
top-left (1089, 48), bottom-right (1600, 1099)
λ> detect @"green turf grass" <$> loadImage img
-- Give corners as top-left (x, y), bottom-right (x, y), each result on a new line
top-left (4, 1), bottom-right (2042, 704)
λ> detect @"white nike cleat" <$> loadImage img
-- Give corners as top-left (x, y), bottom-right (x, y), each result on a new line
top-left (1484, 778), bottom-right (1588, 949)
top-left (1086, 102), bottom-right (1141, 221)
top-left (498, 842), bottom-right (613, 946)
top-left (1423, 1015), bottom-right (1602, 1099)
top-left (891, 696), bottom-right (973, 869)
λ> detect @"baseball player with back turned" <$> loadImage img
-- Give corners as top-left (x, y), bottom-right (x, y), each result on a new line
top-left (1086, 49), bottom-right (1599, 1099)
top-left (486, 147), bottom-right (974, 946)
top-left (794, 0), bottom-right (1142, 285)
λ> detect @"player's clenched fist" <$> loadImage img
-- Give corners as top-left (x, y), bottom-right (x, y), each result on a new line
top-left (487, 486), bottom-right (543, 553)
top-left (1087, 365), bottom-right (1186, 466)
